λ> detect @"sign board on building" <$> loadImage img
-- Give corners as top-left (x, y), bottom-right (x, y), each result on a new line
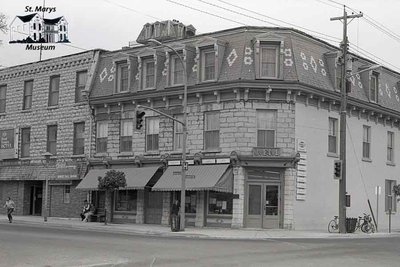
top-left (48, 180), bottom-right (72, 186)
top-left (202, 158), bottom-right (216, 164)
top-left (296, 140), bottom-right (307, 201)
top-left (252, 147), bottom-right (281, 157)
top-left (0, 129), bottom-right (18, 160)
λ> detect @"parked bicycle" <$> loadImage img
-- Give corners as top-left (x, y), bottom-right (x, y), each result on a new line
top-left (360, 213), bottom-right (375, 233)
top-left (328, 213), bottom-right (375, 233)
top-left (328, 215), bottom-right (339, 233)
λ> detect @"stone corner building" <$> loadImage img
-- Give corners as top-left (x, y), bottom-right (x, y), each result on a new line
top-left (0, 50), bottom-right (101, 218)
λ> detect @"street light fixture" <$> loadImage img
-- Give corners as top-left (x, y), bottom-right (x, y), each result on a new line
top-left (148, 38), bottom-right (188, 231)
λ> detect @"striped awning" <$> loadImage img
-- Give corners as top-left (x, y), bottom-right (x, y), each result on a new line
top-left (152, 164), bottom-right (233, 192)
top-left (76, 167), bottom-right (160, 190)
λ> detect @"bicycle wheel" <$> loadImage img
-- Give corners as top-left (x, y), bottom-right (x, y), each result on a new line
top-left (361, 223), bottom-right (375, 233)
top-left (328, 220), bottom-right (338, 233)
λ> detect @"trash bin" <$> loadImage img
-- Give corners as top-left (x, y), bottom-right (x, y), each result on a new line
top-left (346, 217), bottom-right (357, 233)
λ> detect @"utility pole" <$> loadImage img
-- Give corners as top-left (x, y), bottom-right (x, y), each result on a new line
top-left (330, 7), bottom-right (363, 233)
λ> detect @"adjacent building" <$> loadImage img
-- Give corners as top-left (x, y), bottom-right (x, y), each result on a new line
top-left (0, 50), bottom-right (100, 218)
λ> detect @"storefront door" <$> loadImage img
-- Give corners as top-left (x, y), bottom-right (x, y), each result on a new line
top-left (30, 185), bottom-right (43, 216)
top-left (246, 183), bottom-right (280, 228)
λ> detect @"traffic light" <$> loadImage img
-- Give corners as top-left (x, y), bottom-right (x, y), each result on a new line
top-left (334, 160), bottom-right (342, 180)
top-left (135, 110), bottom-right (145, 130)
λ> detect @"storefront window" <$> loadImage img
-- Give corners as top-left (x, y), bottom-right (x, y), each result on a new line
top-left (115, 190), bottom-right (137, 212)
top-left (208, 192), bottom-right (233, 214)
top-left (185, 191), bottom-right (197, 214)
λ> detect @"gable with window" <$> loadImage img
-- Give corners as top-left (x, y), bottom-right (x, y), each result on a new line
top-left (23, 80), bottom-right (33, 110)
top-left (146, 117), bottom-right (159, 152)
top-left (48, 75), bottom-right (60, 106)
top-left (328, 117), bottom-right (338, 155)
top-left (253, 34), bottom-right (284, 80)
top-left (170, 55), bottom-right (184, 86)
top-left (204, 111), bottom-right (220, 150)
top-left (195, 38), bottom-right (226, 83)
top-left (73, 122), bottom-right (85, 155)
top-left (75, 70), bottom-right (87, 102)
top-left (387, 131), bottom-right (394, 164)
top-left (0, 84), bottom-right (6, 113)
top-left (256, 110), bottom-right (277, 147)
top-left (369, 72), bottom-right (379, 102)
top-left (21, 127), bottom-right (31, 158)
top-left (47, 125), bottom-right (57, 155)
top-left (201, 48), bottom-right (216, 82)
top-left (362, 125), bottom-right (371, 160)
top-left (120, 120), bottom-right (133, 152)
top-left (96, 121), bottom-right (108, 153)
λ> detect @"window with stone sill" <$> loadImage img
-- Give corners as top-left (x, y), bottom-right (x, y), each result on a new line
top-left (142, 58), bottom-right (155, 89)
top-left (387, 131), bottom-right (394, 163)
top-left (173, 114), bottom-right (183, 151)
top-left (204, 111), bottom-right (220, 150)
top-left (73, 122), bottom-right (85, 155)
top-left (146, 117), bottom-right (159, 152)
top-left (259, 45), bottom-right (279, 79)
top-left (96, 121), bottom-right (108, 153)
top-left (0, 84), bottom-right (6, 113)
top-left (208, 191), bottom-right (232, 215)
top-left (120, 119), bottom-right (133, 153)
top-left (47, 125), bottom-right (57, 156)
top-left (115, 190), bottom-right (137, 212)
top-left (48, 75), bottom-right (60, 106)
top-left (116, 62), bottom-right (129, 93)
top-left (201, 49), bottom-right (216, 82)
top-left (23, 80), bottom-right (33, 110)
top-left (170, 55), bottom-right (184, 86)
top-left (370, 72), bottom-right (379, 102)
top-left (21, 127), bottom-right (31, 158)
top-left (257, 110), bottom-right (277, 147)
top-left (362, 125), bottom-right (371, 159)
top-left (75, 70), bottom-right (87, 102)
top-left (328, 117), bottom-right (338, 154)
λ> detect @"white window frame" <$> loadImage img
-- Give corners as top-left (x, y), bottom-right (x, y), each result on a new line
top-left (96, 121), bottom-right (108, 153)
top-left (387, 131), bottom-right (394, 164)
top-left (116, 62), bottom-right (129, 93)
top-left (362, 125), bottom-right (371, 160)
top-left (259, 45), bottom-right (279, 79)
top-left (328, 117), bottom-right (338, 155)
top-left (170, 55), bottom-right (184, 86)
top-left (120, 119), bottom-right (133, 153)
top-left (201, 49), bottom-right (216, 82)
top-left (142, 58), bottom-right (155, 89)
top-left (146, 117), bottom-right (159, 152)
top-left (174, 114), bottom-right (183, 151)
top-left (204, 111), bottom-right (220, 150)
top-left (256, 110), bottom-right (277, 148)
top-left (370, 73), bottom-right (378, 102)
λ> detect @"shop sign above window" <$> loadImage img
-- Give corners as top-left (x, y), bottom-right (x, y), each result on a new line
top-left (252, 147), bottom-right (281, 157)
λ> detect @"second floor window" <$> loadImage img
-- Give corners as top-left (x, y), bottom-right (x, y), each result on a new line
top-left (260, 45), bottom-right (279, 78)
top-left (171, 56), bottom-right (184, 85)
top-left (142, 59), bottom-right (155, 89)
top-left (146, 117), bottom-right (159, 152)
top-left (174, 114), bottom-right (183, 150)
top-left (75, 70), bottom-right (87, 102)
top-left (96, 121), bottom-right (108, 153)
top-left (370, 73), bottom-right (378, 102)
top-left (0, 84), bottom-right (6, 113)
top-left (363, 125), bottom-right (371, 160)
top-left (21, 127), bottom-right (31, 158)
top-left (204, 112), bottom-right (220, 150)
top-left (48, 75), bottom-right (60, 106)
top-left (116, 62), bottom-right (128, 93)
top-left (201, 49), bottom-right (215, 81)
top-left (73, 122), bottom-right (85, 155)
top-left (47, 125), bottom-right (57, 155)
top-left (120, 120), bottom-right (133, 152)
top-left (387, 131), bottom-right (394, 163)
top-left (257, 110), bottom-right (277, 147)
top-left (328, 118), bottom-right (338, 154)
top-left (23, 80), bottom-right (33, 110)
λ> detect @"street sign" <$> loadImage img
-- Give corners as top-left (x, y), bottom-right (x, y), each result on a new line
top-left (185, 175), bottom-right (195, 179)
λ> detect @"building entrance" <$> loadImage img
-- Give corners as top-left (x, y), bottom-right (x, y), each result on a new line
top-left (30, 184), bottom-right (43, 216)
top-left (246, 183), bottom-right (280, 228)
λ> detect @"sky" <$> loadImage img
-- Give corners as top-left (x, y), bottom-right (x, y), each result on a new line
top-left (1, 0), bottom-right (400, 72)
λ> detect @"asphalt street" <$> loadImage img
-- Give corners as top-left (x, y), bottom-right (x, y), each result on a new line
top-left (0, 223), bottom-right (399, 267)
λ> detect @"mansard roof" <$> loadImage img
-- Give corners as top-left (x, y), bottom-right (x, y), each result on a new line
top-left (89, 26), bottom-right (400, 113)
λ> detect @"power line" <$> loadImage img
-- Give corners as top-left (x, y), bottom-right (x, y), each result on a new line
top-left (102, 0), bottom-right (162, 21)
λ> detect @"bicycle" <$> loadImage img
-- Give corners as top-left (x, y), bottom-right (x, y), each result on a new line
top-left (360, 213), bottom-right (375, 233)
top-left (328, 215), bottom-right (339, 233)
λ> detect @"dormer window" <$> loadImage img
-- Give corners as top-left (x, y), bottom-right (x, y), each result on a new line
top-left (170, 55), bottom-right (184, 86)
top-left (260, 45), bottom-right (279, 78)
top-left (142, 58), bottom-right (155, 89)
top-left (116, 62), bottom-right (129, 93)
top-left (201, 49), bottom-right (216, 81)
top-left (370, 72), bottom-right (379, 102)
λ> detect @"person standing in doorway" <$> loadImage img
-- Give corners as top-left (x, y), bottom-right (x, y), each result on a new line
top-left (170, 200), bottom-right (180, 232)
top-left (4, 197), bottom-right (15, 223)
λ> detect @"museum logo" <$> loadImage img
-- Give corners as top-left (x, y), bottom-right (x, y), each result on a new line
top-left (9, 5), bottom-right (70, 50)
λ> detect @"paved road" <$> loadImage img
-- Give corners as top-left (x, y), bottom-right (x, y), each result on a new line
top-left (0, 223), bottom-right (399, 267)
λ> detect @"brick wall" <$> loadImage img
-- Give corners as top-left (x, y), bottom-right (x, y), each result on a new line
top-left (49, 181), bottom-right (87, 218)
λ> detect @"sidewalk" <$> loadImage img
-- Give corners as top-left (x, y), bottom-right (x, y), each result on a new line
top-left (1, 215), bottom-right (397, 240)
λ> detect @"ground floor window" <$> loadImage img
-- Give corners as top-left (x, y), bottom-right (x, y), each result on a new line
top-left (115, 190), bottom-right (137, 212)
top-left (208, 191), bottom-right (233, 214)
top-left (185, 191), bottom-right (197, 214)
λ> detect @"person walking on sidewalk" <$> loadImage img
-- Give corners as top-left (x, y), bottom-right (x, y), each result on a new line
top-left (4, 197), bottom-right (15, 223)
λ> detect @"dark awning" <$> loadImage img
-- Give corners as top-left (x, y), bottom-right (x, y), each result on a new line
top-left (76, 167), bottom-right (160, 190)
top-left (152, 164), bottom-right (233, 192)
